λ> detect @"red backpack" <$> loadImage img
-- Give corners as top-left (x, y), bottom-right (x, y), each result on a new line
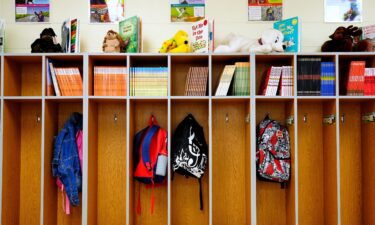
top-left (256, 115), bottom-right (291, 183)
top-left (133, 115), bottom-right (168, 214)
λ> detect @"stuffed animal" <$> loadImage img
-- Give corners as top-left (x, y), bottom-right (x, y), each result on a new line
top-left (321, 25), bottom-right (368, 52)
top-left (159, 30), bottom-right (191, 53)
top-left (102, 30), bottom-right (127, 53)
top-left (214, 29), bottom-right (285, 53)
top-left (31, 28), bottom-right (63, 53)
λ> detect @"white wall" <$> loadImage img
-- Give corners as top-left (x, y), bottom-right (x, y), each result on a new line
top-left (0, 0), bottom-right (374, 53)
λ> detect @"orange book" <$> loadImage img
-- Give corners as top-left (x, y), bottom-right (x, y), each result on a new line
top-left (54, 67), bottom-right (83, 96)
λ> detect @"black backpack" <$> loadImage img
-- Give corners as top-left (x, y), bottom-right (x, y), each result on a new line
top-left (172, 114), bottom-right (208, 210)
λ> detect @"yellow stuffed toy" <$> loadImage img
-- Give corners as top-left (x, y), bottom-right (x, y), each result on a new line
top-left (159, 30), bottom-right (191, 53)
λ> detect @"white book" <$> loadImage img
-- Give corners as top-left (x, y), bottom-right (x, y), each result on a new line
top-left (48, 61), bottom-right (61, 96)
top-left (215, 65), bottom-right (236, 96)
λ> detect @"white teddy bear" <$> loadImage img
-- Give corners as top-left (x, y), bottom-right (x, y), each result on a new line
top-left (214, 29), bottom-right (285, 53)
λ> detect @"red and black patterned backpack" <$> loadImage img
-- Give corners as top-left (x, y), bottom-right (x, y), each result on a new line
top-left (256, 115), bottom-right (291, 183)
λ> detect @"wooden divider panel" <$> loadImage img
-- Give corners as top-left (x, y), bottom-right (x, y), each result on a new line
top-left (212, 100), bottom-right (250, 225)
top-left (171, 100), bottom-right (209, 225)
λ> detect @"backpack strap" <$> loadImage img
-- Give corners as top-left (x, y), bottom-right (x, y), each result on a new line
top-left (199, 178), bottom-right (203, 210)
top-left (141, 125), bottom-right (160, 170)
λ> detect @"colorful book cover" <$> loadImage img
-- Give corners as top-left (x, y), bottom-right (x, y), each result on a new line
top-left (119, 16), bottom-right (139, 53)
top-left (361, 24), bottom-right (375, 51)
top-left (248, 0), bottom-right (282, 21)
top-left (274, 16), bottom-right (300, 52)
top-left (90, 0), bottom-right (125, 23)
top-left (0, 19), bottom-right (4, 53)
top-left (70, 18), bottom-right (79, 53)
top-left (170, 0), bottom-right (205, 23)
top-left (15, 0), bottom-right (50, 23)
top-left (191, 19), bottom-right (209, 53)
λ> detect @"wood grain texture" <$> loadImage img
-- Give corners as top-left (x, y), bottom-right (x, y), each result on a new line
top-left (256, 100), bottom-right (294, 225)
top-left (19, 103), bottom-right (42, 225)
top-left (340, 102), bottom-right (362, 225)
top-left (171, 101), bottom-right (209, 225)
top-left (4, 57), bottom-right (22, 96)
top-left (97, 102), bottom-right (127, 225)
top-left (212, 101), bottom-right (250, 225)
top-left (88, 102), bottom-right (98, 225)
top-left (130, 100), bottom-right (168, 225)
top-left (2, 101), bottom-right (21, 225)
top-left (361, 101), bottom-right (375, 225)
top-left (21, 63), bottom-right (42, 96)
top-left (44, 101), bottom-right (83, 225)
top-left (285, 101), bottom-right (295, 225)
top-left (322, 101), bottom-right (337, 225)
top-left (298, 101), bottom-right (324, 225)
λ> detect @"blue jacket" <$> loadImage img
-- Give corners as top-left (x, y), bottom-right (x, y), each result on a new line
top-left (52, 112), bottom-right (83, 206)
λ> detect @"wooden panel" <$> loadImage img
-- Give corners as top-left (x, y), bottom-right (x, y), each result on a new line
top-left (19, 103), bottom-right (41, 225)
top-left (171, 101), bottom-right (209, 225)
top-left (129, 101), bottom-right (135, 225)
top-left (4, 58), bottom-right (21, 96)
top-left (21, 63), bottom-right (42, 96)
top-left (361, 101), bottom-right (375, 225)
top-left (97, 102), bottom-right (127, 225)
top-left (2, 101), bottom-right (21, 225)
top-left (285, 101), bottom-right (295, 225)
top-left (322, 101), bottom-right (337, 225)
top-left (340, 102), bottom-right (362, 225)
top-left (88, 102), bottom-right (98, 225)
top-left (256, 100), bottom-right (294, 225)
top-left (131, 100), bottom-right (168, 225)
top-left (212, 101), bottom-right (250, 225)
top-left (298, 102), bottom-right (324, 225)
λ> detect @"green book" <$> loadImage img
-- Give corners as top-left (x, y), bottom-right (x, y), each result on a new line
top-left (119, 16), bottom-right (140, 53)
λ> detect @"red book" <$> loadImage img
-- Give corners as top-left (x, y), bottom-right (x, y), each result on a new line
top-left (347, 61), bottom-right (365, 96)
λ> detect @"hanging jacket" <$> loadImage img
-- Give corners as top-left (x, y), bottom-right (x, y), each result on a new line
top-left (52, 112), bottom-right (83, 206)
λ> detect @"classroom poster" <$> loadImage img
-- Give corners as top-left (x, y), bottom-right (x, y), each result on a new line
top-left (170, 0), bottom-right (205, 23)
top-left (248, 0), bottom-right (282, 21)
top-left (15, 0), bottom-right (50, 23)
top-left (90, 0), bottom-right (125, 23)
top-left (324, 0), bottom-right (362, 22)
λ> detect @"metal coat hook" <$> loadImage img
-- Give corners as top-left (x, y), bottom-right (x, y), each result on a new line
top-left (36, 115), bottom-right (41, 123)
top-left (303, 114), bottom-right (308, 123)
top-left (114, 113), bottom-right (118, 122)
top-left (246, 113), bottom-right (250, 123)
top-left (341, 114), bottom-right (345, 123)
top-left (225, 113), bottom-right (229, 123)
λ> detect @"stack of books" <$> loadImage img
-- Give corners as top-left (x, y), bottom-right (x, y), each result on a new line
top-left (232, 62), bottom-right (250, 96)
top-left (47, 59), bottom-right (83, 96)
top-left (365, 68), bottom-right (375, 96)
top-left (94, 66), bottom-right (127, 96)
top-left (184, 67), bottom-right (209, 96)
top-left (130, 67), bottom-right (168, 96)
top-left (321, 62), bottom-right (336, 96)
top-left (258, 66), bottom-right (293, 96)
top-left (347, 61), bottom-right (365, 96)
top-left (297, 57), bottom-right (323, 96)
top-left (214, 63), bottom-right (250, 96)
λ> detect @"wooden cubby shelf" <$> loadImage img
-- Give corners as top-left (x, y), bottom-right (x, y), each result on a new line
top-left (0, 53), bottom-right (374, 225)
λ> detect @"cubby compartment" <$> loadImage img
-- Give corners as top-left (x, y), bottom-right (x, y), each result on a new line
top-left (43, 99), bottom-right (83, 225)
top-left (211, 55), bottom-right (250, 96)
top-left (129, 99), bottom-right (168, 225)
top-left (170, 55), bottom-right (209, 96)
top-left (88, 55), bottom-right (127, 96)
top-left (256, 99), bottom-right (295, 225)
top-left (212, 99), bottom-right (250, 225)
top-left (339, 99), bottom-right (375, 225)
top-left (4, 56), bottom-right (42, 96)
top-left (88, 99), bottom-right (127, 225)
top-left (297, 99), bottom-right (337, 225)
top-left (129, 55), bottom-right (169, 97)
top-left (170, 99), bottom-right (209, 225)
top-left (1, 100), bottom-right (42, 225)
top-left (256, 54), bottom-right (294, 96)
top-left (45, 55), bottom-right (84, 96)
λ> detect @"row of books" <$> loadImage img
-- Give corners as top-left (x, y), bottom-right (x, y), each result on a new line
top-left (184, 67), bottom-right (209, 96)
top-left (347, 61), bottom-right (375, 96)
top-left (297, 58), bottom-right (335, 96)
top-left (215, 62), bottom-right (250, 96)
top-left (130, 67), bottom-right (168, 96)
top-left (259, 66), bottom-right (293, 96)
top-left (94, 66), bottom-right (127, 96)
top-left (47, 59), bottom-right (83, 96)
top-left (61, 18), bottom-right (80, 53)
